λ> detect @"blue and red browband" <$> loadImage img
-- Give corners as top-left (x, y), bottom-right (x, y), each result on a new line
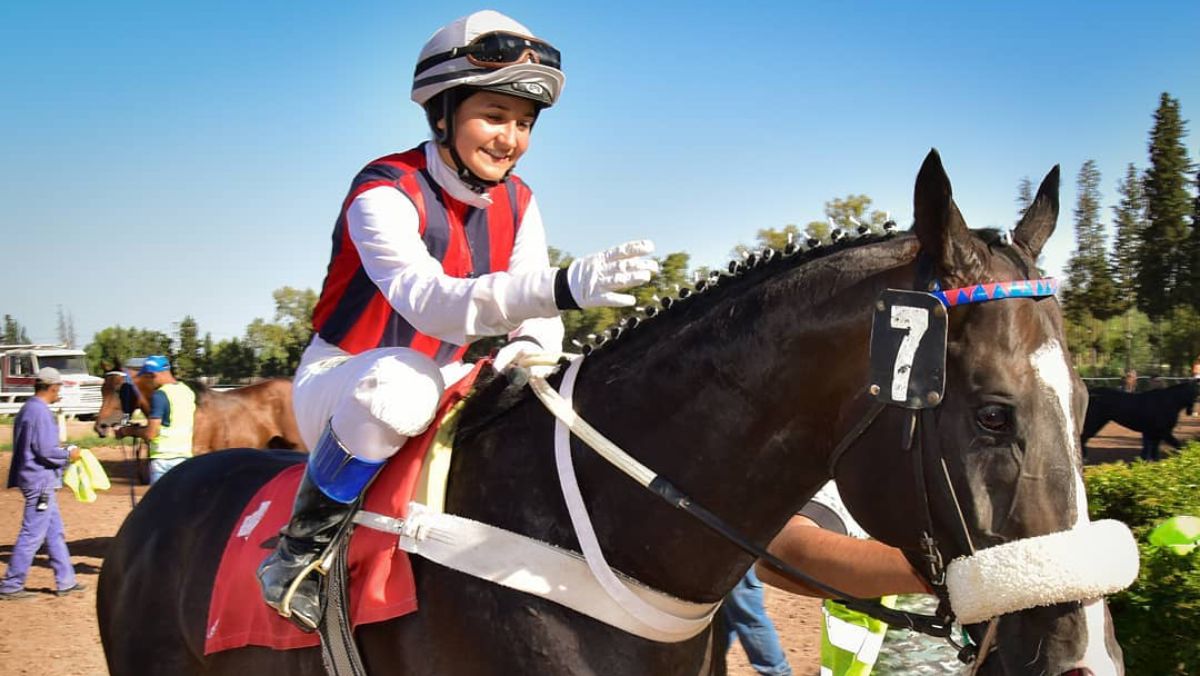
top-left (930, 278), bottom-right (1059, 308)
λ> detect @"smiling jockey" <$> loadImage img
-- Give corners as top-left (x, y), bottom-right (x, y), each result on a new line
top-left (257, 10), bottom-right (659, 631)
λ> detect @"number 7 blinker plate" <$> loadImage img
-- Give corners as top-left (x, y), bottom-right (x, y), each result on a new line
top-left (868, 290), bottom-right (948, 409)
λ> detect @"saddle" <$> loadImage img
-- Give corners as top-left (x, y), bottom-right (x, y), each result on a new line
top-left (203, 361), bottom-right (486, 654)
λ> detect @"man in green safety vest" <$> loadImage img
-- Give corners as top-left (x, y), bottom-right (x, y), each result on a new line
top-left (117, 355), bottom-right (195, 484)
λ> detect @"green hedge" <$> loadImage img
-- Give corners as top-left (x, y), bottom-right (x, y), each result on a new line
top-left (1085, 444), bottom-right (1200, 675)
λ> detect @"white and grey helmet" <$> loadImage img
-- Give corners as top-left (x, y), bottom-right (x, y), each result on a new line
top-left (411, 10), bottom-right (565, 110)
top-left (412, 11), bottom-right (564, 191)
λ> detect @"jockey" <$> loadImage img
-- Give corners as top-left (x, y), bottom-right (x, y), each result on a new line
top-left (257, 10), bottom-right (659, 631)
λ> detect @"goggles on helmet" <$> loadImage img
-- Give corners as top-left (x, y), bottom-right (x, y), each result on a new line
top-left (415, 31), bottom-right (562, 76)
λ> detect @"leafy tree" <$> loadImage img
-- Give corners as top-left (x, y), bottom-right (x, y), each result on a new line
top-left (174, 316), bottom-right (201, 379)
top-left (1137, 93), bottom-right (1193, 318)
top-left (243, 287), bottom-right (317, 376)
top-left (2, 314), bottom-right (30, 344)
top-left (1016, 176), bottom-right (1034, 219)
top-left (733, 224), bottom-right (804, 256)
top-left (211, 337), bottom-right (257, 381)
top-left (1110, 164), bottom-right (1147, 311)
top-left (1159, 305), bottom-right (1200, 374)
top-left (804, 220), bottom-right (831, 242)
top-left (1062, 161), bottom-right (1121, 320)
top-left (84, 326), bottom-right (172, 374)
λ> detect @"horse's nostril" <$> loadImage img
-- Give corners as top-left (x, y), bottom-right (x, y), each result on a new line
top-left (1060, 669), bottom-right (1093, 676)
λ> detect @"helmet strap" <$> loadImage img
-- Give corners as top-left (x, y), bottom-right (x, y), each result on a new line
top-left (435, 89), bottom-right (504, 194)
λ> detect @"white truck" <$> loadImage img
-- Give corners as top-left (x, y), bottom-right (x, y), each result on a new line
top-left (0, 344), bottom-right (104, 418)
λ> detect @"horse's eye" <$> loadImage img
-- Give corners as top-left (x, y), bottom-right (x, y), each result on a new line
top-left (976, 404), bottom-right (1012, 432)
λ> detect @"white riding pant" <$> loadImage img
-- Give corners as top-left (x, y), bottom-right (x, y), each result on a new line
top-left (293, 336), bottom-right (472, 461)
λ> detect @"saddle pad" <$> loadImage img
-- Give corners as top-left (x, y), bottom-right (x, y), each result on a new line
top-left (204, 360), bottom-right (488, 654)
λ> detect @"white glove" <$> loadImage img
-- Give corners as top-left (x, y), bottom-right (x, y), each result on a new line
top-left (559, 240), bottom-right (659, 309)
top-left (493, 340), bottom-right (554, 378)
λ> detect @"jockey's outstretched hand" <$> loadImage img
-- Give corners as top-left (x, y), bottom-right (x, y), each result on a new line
top-left (560, 240), bottom-right (658, 309)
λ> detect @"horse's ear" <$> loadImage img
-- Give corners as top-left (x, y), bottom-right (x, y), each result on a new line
top-left (913, 149), bottom-right (981, 281)
top-left (1013, 165), bottom-right (1059, 259)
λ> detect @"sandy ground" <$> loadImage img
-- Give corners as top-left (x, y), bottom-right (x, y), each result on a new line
top-left (0, 417), bottom-right (1196, 675)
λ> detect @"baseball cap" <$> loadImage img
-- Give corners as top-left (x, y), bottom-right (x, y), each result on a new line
top-left (36, 367), bottom-right (63, 385)
top-left (139, 355), bottom-right (171, 375)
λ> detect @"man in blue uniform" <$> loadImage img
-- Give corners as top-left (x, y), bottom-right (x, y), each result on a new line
top-left (1, 367), bottom-right (85, 600)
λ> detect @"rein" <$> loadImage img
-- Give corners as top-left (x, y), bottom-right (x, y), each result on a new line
top-left (526, 356), bottom-right (955, 638)
top-left (523, 270), bottom-right (1058, 666)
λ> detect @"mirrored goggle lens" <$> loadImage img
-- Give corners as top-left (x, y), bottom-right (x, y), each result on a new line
top-left (468, 32), bottom-right (561, 70)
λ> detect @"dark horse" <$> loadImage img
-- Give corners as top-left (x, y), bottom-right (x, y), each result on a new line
top-left (94, 371), bottom-right (306, 452)
top-left (1082, 379), bottom-right (1198, 460)
top-left (98, 152), bottom-right (1124, 675)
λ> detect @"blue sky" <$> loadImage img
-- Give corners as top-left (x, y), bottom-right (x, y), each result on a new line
top-left (2, 1), bottom-right (1197, 347)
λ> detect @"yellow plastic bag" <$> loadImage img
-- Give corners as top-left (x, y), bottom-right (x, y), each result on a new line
top-left (80, 448), bottom-right (111, 491)
top-left (63, 449), bottom-right (110, 503)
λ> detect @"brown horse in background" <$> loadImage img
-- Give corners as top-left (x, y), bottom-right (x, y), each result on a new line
top-left (94, 372), bottom-right (306, 453)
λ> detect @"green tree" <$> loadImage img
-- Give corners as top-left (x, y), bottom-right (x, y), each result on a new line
top-left (1016, 176), bottom-right (1034, 220)
top-left (734, 224), bottom-right (804, 256)
top-left (1159, 305), bottom-right (1200, 374)
top-left (1191, 164), bottom-right (1200, 307)
top-left (175, 316), bottom-right (201, 379)
top-left (84, 326), bottom-right (172, 374)
top-left (243, 287), bottom-right (317, 376)
top-left (211, 337), bottom-right (257, 381)
top-left (1062, 161), bottom-right (1121, 320)
top-left (199, 332), bottom-right (215, 377)
top-left (1137, 93), bottom-right (1193, 318)
top-left (1110, 164), bottom-right (1146, 311)
top-left (2, 314), bottom-right (30, 344)
top-left (824, 194), bottom-right (889, 232)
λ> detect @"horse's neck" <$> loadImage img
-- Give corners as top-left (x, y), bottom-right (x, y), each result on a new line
top-left (451, 236), bottom-right (917, 602)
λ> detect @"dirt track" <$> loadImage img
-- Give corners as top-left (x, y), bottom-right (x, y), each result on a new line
top-left (1, 416), bottom-right (1196, 675)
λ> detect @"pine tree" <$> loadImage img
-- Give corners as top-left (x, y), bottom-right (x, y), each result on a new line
top-left (1137, 93), bottom-right (1193, 318)
top-left (1016, 176), bottom-right (1034, 220)
top-left (1110, 164), bottom-right (1146, 311)
top-left (1191, 165), bottom-right (1200, 309)
top-left (55, 305), bottom-right (77, 347)
top-left (1063, 161), bottom-right (1120, 320)
top-left (2, 315), bottom-right (30, 344)
top-left (175, 316), bottom-right (201, 379)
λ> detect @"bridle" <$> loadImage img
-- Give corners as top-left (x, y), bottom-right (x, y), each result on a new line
top-left (525, 268), bottom-right (1059, 668)
top-left (824, 266), bottom-right (1060, 665)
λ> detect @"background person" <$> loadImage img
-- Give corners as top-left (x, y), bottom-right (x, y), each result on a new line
top-left (1122, 368), bottom-right (1138, 393)
top-left (0, 367), bottom-right (84, 600)
top-left (722, 568), bottom-right (793, 675)
top-left (256, 10), bottom-right (659, 631)
top-left (757, 482), bottom-right (933, 675)
top-left (116, 355), bottom-right (195, 484)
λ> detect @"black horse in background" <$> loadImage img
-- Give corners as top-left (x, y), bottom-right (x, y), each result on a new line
top-left (1082, 379), bottom-right (1198, 460)
top-left (98, 152), bottom-right (1126, 675)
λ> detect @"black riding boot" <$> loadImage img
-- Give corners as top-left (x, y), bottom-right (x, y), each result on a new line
top-left (257, 425), bottom-right (384, 631)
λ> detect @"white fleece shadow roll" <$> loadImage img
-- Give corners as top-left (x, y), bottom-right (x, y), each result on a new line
top-left (946, 519), bottom-right (1140, 624)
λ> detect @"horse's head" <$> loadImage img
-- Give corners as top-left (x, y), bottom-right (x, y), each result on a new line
top-left (838, 151), bottom-right (1127, 675)
top-left (1187, 378), bottom-right (1197, 416)
top-left (94, 371), bottom-right (149, 437)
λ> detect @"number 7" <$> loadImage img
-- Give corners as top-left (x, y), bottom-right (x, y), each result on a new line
top-left (890, 305), bottom-right (930, 402)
